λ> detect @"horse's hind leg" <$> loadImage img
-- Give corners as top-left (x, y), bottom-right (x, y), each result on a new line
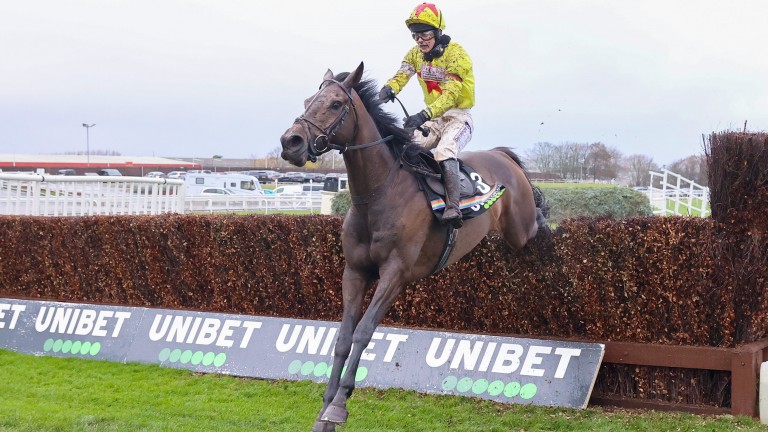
top-left (313, 268), bottom-right (369, 432)
top-left (322, 269), bottom-right (405, 424)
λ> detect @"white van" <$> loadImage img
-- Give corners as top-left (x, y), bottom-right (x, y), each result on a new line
top-left (269, 184), bottom-right (324, 195)
top-left (184, 173), bottom-right (264, 196)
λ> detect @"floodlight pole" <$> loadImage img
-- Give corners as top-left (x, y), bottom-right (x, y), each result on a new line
top-left (82, 123), bottom-right (96, 166)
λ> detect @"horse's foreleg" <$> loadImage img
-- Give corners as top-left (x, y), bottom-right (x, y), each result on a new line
top-left (313, 269), bottom-right (369, 431)
top-left (322, 270), bottom-right (404, 424)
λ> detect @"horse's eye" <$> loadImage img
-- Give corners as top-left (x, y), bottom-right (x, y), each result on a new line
top-left (331, 101), bottom-right (342, 110)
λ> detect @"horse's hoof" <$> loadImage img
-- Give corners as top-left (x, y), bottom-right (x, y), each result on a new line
top-left (319, 404), bottom-right (348, 424)
top-left (311, 420), bottom-right (336, 432)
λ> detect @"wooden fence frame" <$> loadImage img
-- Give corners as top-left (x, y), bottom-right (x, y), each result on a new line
top-left (590, 338), bottom-right (768, 417)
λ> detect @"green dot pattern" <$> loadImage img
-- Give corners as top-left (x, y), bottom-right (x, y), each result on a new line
top-left (42, 339), bottom-right (101, 357)
top-left (441, 375), bottom-right (458, 391)
top-left (288, 361), bottom-right (367, 382)
top-left (439, 375), bottom-right (538, 400)
top-left (456, 377), bottom-right (473, 393)
top-left (156, 348), bottom-right (228, 367)
top-left (472, 378), bottom-right (489, 394)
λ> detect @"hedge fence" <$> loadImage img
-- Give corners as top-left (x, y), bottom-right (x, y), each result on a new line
top-left (0, 131), bottom-right (765, 408)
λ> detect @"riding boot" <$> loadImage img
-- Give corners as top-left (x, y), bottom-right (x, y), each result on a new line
top-left (439, 158), bottom-right (463, 229)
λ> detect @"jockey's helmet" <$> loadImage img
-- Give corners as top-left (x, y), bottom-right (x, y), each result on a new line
top-left (405, 3), bottom-right (445, 32)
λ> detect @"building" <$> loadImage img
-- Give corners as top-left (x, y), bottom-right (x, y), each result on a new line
top-left (0, 154), bottom-right (200, 176)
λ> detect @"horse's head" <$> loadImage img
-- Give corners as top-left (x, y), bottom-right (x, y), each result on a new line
top-left (280, 62), bottom-right (365, 167)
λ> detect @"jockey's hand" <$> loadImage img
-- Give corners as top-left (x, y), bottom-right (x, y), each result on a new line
top-left (404, 110), bottom-right (430, 129)
top-left (378, 85), bottom-right (395, 103)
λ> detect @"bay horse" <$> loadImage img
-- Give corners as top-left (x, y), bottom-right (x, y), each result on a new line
top-left (279, 62), bottom-right (548, 432)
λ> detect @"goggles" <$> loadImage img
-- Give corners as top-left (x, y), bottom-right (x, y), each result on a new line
top-left (411, 30), bottom-right (435, 41)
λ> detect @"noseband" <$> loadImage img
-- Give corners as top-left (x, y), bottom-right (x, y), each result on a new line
top-left (296, 79), bottom-right (392, 162)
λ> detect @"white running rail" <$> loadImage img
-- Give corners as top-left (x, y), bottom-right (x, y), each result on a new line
top-left (648, 169), bottom-right (710, 217)
top-left (185, 193), bottom-right (322, 214)
top-left (0, 173), bottom-right (185, 216)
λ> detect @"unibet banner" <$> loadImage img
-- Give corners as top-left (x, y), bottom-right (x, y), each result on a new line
top-left (0, 298), bottom-right (604, 409)
top-left (0, 299), bottom-right (140, 362)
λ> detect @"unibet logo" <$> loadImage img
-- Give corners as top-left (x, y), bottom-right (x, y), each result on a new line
top-left (441, 375), bottom-right (538, 399)
top-left (158, 348), bottom-right (227, 367)
top-left (288, 360), bottom-right (368, 382)
top-left (43, 338), bottom-right (101, 356)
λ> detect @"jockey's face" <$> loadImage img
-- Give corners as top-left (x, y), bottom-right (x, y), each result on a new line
top-left (412, 30), bottom-right (436, 54)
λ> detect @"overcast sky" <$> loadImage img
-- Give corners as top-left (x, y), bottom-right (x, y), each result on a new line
top-left (1, 0), bottom-right (766, 166)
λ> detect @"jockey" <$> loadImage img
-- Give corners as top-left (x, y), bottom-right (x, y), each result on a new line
top-left (379, 2), bottom-right (475, 229)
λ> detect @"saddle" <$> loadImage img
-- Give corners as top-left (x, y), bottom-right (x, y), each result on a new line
top-left (400, 146), bottom-right (506, 222)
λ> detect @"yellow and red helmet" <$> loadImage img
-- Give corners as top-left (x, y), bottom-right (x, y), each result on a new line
top-left (405, 3), bottom-right (445, 31)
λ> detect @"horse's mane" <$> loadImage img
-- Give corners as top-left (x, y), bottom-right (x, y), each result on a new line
top-left (334, 72), bottom-right (418, 156)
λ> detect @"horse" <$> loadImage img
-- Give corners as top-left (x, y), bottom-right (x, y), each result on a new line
top-left (279, 62), bottom-right (548, 432)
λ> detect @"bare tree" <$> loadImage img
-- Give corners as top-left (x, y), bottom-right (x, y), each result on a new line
top-left (551, 142), bottom-right (589, 180)
top-left (525, 142), bottom-right (557, 173)
top-left (585, 142), bottom-right (623, 181)
top-left (266, 146), bottom-right (283, 169)
top-left (668, 154), bottom-right (708, 186)
top-left (624, 154), bottom-right (657, 186)
top-left (315, 152), bottom-right (344, 170)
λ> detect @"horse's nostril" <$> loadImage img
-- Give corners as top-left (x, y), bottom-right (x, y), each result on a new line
top-left (281, 133), bottom-right (304, 149)
top-left (289, 135), bottom-right (304, 147)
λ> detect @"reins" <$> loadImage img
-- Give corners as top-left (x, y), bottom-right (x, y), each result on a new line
top-left (393, 95), bottom-right (430, 137)
top-left (296, 79), bottom-right (394, 162)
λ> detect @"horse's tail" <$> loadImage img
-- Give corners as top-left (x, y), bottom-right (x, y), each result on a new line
top-left (491, 147), bottom-right (550, 225)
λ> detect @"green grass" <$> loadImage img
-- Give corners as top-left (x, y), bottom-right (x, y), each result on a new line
top-left (662, 197), bottom-right (711, 217)
top-left (1, 350), bottom-right (765, 431)
top-left (533, 182), bottom-right (618, 189)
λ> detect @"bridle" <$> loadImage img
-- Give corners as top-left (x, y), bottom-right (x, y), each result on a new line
top-left (295, 79), bottom-right (392, 163)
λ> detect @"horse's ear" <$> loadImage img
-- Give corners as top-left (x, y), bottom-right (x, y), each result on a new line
top-left (342, 62), bottom-right (364, 89)
top-left (323, 69), bottom-right (334, 81)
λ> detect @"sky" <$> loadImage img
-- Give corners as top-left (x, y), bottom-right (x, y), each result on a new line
top-left (1, 0), bottom-right (766, 166)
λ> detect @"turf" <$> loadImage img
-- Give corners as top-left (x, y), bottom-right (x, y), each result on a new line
top-left (1, 350), bottom-right (765, 431)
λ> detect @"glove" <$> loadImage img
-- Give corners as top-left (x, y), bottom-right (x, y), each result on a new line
top-left (378, 85), bottom-right (395, 103)
top-left (404, 110), bottom-right (430, 128)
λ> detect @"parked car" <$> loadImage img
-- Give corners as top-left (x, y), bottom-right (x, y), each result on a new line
top-left (278, 171), bottom-right (307, 183)
top-left (266, 184), bottom-right (324, 195)
top-left (57, 169), bottom-right (77, 176)
top-left (306, 173), bottom-right (327, 182)
top-left (199, 187), bottom-right (234, 195)
top-left (98, 169), bottom-right (122, 176)
top-left (166, 171), bottom-right (187, 179)
top-left (199, 187), bottom-right (263, 196)
top-left (244, 170), bottom-right (280, 183)
top-left (144, 171), bottom-right (166, 178)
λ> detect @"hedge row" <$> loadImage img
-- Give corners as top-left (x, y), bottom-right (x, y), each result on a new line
top-left (0, 213), bottom-right (749, 347)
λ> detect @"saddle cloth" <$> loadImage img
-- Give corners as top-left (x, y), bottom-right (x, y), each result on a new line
top-left (401, 147), bottom-right (505, 222)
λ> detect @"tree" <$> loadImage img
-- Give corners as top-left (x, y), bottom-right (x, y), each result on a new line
top-left (315, 151), bottom-right (344, 170)
top-left (668, 154), bottom-right (708, 186)
top-left (525, 142), bottom-right (557, 174)
top-left (549, 142), bottom-right (589, 180)
top-left (266, 146), bottom-right (283, 169)
top-left (584, 142), bottom-right (621, 181)
top-left (624, 154), bottom-right (658, 187)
